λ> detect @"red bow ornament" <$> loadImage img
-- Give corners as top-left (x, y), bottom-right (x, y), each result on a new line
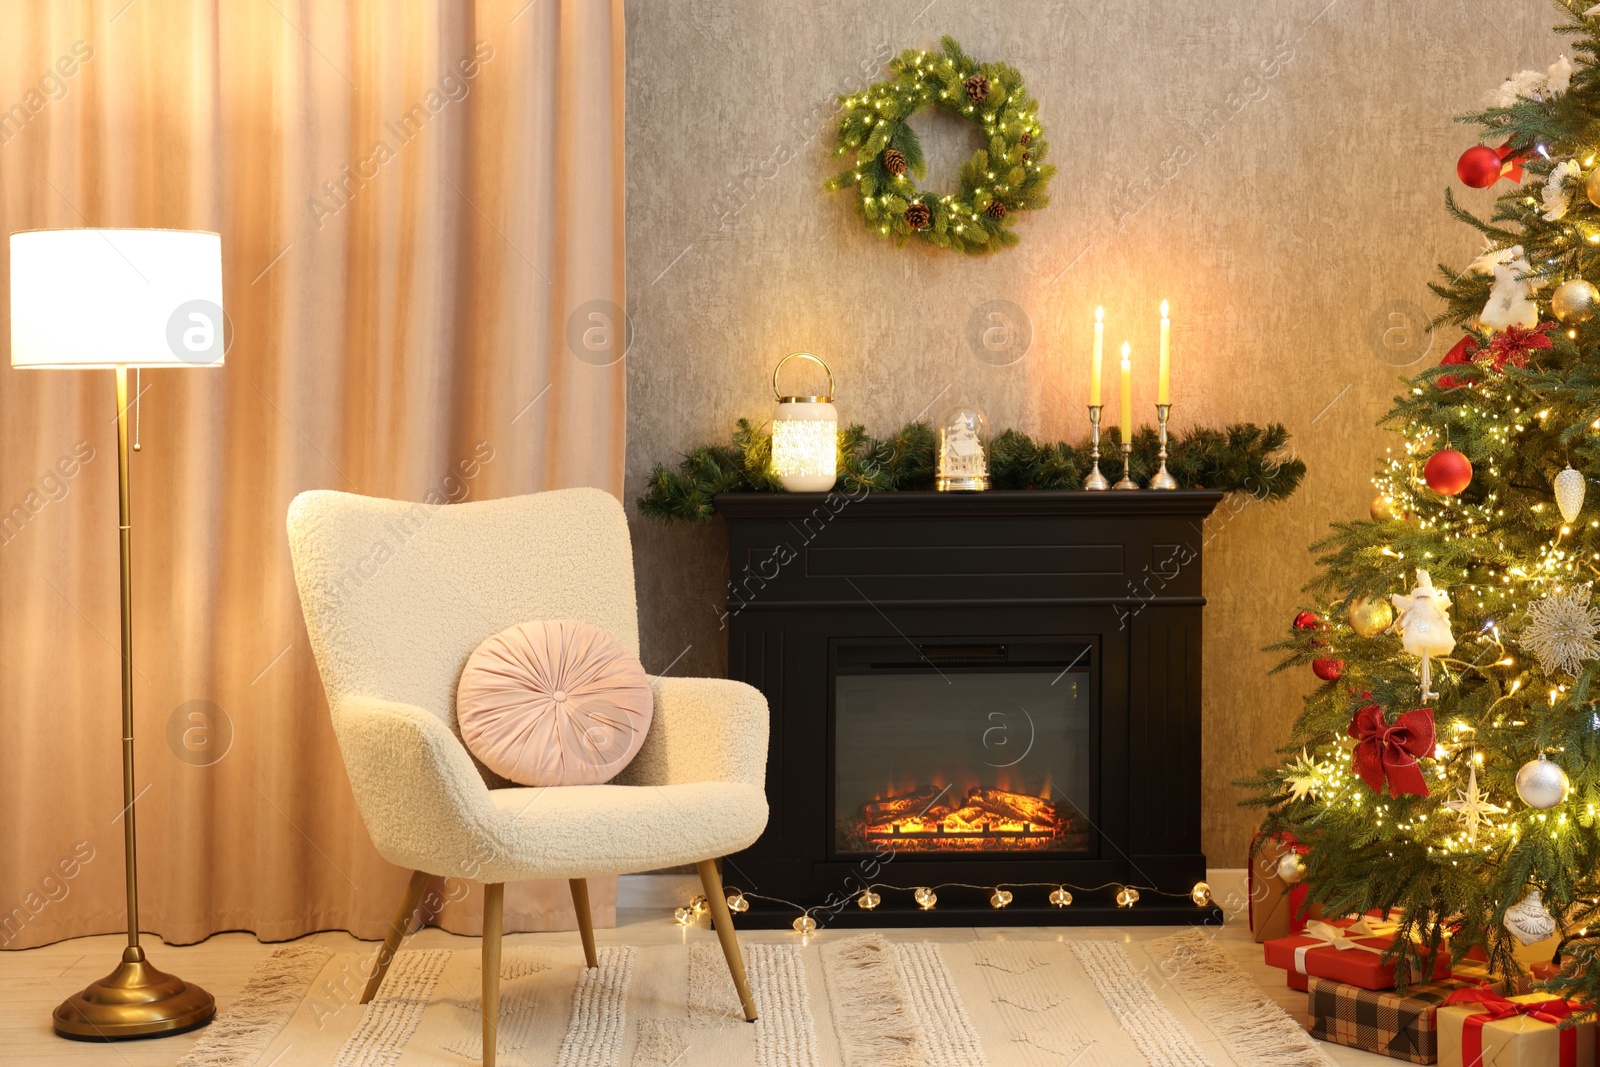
top-left (1437, 334), bottom-right (1478, 389)
top-left (1476, 320), bottom-right (1555, 372)
top-left (1443, 988), bottom-right (1582, 1067)
top-left (1495, 138), bottom-right (1530, 184)
top-left (1348, 705), bottom-right (1435, 797)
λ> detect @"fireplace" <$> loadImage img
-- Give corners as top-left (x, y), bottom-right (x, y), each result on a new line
top-left (716, 489), bottom-right (1223, 926)
top-left (832, 640), bottom-right (1092, 856)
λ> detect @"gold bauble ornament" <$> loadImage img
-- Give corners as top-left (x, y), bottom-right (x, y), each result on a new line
top-left (1369, 495), bottom-right (1397, 521)
top-left (1347, 595), bottom-right (1395, 638)
top-left (1586, 166), bottom-right (1600, 208)
top-left (1552, 278), bottom-right (1600, 324)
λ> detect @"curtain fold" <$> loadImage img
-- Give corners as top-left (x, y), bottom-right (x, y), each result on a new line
top-left (0, 0), bottom-right (627, 949)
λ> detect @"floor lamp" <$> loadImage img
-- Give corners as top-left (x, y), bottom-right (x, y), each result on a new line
top-left (9, 228), bottom-right (223, 1039)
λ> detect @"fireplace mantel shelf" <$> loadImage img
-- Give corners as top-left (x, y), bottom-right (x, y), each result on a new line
top-left (714, 488), bottom-right (1225, 520)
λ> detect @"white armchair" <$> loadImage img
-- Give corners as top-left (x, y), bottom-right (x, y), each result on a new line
top-left (287, 487), bottom-right (768, 1065)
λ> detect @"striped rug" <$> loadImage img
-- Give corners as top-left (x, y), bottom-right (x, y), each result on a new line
top-left (178, 929), bottom-right (1333, 1067)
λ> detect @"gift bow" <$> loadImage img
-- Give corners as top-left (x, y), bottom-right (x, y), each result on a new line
top-left (1349, 705), bottom-right (1435, 797)
top-left (1291, 917), bottom-right (1400, 975)
top-left (1444, 988), bottom-right (1581, 1066)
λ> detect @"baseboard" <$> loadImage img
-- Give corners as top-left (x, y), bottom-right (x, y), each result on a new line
top-left (620, 868), bottom-right (1254, 921)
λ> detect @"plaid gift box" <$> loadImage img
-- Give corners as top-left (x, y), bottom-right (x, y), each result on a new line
top-left (1308, 976), bottom-right (1498, 1064)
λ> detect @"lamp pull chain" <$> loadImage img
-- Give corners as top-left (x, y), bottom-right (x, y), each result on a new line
top-left (133, 368), bottom-right (141, 452)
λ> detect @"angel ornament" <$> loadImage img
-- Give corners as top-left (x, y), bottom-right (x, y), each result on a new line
top-left (1391, 570), bottom-right (1455, 700)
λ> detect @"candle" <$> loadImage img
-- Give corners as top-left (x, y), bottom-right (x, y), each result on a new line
top-left (1158, 300), bottom-right (1171, 405)
top-left (1090, 306), bottom-right (1104, 407)
top-left (1119, 342), bottom-right (1132, 440)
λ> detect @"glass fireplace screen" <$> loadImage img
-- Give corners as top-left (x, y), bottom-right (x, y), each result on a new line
top-left (832, 640), bottom-right (1093, 856)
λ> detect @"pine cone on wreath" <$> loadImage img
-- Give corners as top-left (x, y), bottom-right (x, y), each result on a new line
top-left (1021, 151), bottom-right (1032, 162)
top-left (1019, 131), bottom-right (1032, 145)
top-left (905, 202), bottom-right (931, 229)
top-left (964, 74), bottom-right (989, 103)
top-left (882, 148), bottom-right (907, 176)
top-left (985, 200), bottom-right (1007, 220)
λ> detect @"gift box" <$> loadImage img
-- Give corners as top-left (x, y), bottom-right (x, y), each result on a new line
top-left (1437, 989), bottom-right (1596, 1067)
top-left (1249, 831), bottom-right (1318, 942)
top-left (1308, 976), bottom-right (1494, 1064)
top-left (1265, 917), bottom-right (1452, 991)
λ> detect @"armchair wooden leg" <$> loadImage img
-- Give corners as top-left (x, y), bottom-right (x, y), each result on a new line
top-left (482, 882), bottom-right (504, 1067)
top-left (361, 869), bottom-right (430, 1004)
top-left (569, 878), bottom-right (598, 969)
top-left (697, 859), bottom-right (757, 1022)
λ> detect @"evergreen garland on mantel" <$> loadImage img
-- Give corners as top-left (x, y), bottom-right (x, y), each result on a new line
top-left (638, 418), bottom-right (1306, 523)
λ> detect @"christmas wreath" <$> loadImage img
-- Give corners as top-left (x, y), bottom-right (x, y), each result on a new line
top-left (825, 37), bottom-right (1054, 254)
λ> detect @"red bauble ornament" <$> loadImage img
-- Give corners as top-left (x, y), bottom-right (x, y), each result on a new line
top-left (1312, 658), bottom-right (1344, 681)
top-left (1293, 611), bottom-right (1321, 631)
top-left (1457, 144), bottom-right (1502, 188)
top-left (1424, 449), bottom-right (1473, 496)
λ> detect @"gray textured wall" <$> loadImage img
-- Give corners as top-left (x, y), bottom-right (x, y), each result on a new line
top-left (622, 0), bottom-right (1557, 865)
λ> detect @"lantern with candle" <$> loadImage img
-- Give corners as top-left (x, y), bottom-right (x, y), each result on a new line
top-left (936, 404), bottom-right (990, 491)
top-left (769, 352), bottom-right (838, 492)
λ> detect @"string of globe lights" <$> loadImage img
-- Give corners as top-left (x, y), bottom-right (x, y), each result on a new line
top-left (673, 879), bottom-right (1218, 934)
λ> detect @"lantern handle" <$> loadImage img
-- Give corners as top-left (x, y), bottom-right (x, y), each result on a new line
top-left (772, 351), bottom-right (834, 403)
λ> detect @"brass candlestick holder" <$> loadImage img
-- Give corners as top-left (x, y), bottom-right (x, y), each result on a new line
top-left (1148, 403), bottom-right (1177, 490)
top-left (1083, 405), bottom-right (1110, 490)
top-left (1113, 440), bottom-right (1138, 490)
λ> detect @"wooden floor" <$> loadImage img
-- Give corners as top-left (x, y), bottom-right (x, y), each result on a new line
top-left (1, 907), bottom-right (1388, 1065)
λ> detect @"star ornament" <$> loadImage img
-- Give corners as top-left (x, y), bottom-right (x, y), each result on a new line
top-left (1281, 748), bottom-right (1324, 802)
top-left (1444, 765), bottom-right (1507, 846)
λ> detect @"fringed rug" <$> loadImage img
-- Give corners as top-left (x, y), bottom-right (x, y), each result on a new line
top-left (178, 929), bottom-right (1333, 1067)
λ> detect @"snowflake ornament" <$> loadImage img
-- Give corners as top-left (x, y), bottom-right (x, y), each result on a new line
top-left (1444, 765), bottom-right (1507, 846)
top-left (1542, 158), bottom-right (1580, 221)
top-left (1521, 584), bottom-right (1600, 677)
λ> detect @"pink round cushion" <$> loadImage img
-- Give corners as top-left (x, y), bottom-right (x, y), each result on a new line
top-left (456, 620), bottom-right (652, 787)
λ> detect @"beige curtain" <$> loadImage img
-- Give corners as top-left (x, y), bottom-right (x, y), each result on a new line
top-left (0, 0), bottom-right (626, 949)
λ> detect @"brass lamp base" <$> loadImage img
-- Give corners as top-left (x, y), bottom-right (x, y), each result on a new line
top-left (53, 946), bottom-right (214, 1040)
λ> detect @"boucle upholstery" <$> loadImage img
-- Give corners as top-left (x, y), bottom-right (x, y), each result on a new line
top-left (286, 488), bottom-right (769, 882)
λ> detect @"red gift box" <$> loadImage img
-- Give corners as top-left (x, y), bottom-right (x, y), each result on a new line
top-left (1265, 917), bottom-right (1452, 992)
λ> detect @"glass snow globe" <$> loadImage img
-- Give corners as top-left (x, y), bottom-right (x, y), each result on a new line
top-left (936, 405), bottom-right (990, 491)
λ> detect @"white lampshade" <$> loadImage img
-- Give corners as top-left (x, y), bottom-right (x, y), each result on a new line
top-left (9, 228), bottom-right (223, 369)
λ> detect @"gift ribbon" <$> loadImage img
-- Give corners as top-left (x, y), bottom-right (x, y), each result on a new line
top-left (1349, 704), bottom-right (1435, 797)
top-left (1291, 918), bottom-right (1399, 975)
top-left (1444, 988), bottom-right (1578, 1067)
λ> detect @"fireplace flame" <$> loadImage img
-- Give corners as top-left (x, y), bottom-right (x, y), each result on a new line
top-left (849, 783), bottom-right (1081, 853)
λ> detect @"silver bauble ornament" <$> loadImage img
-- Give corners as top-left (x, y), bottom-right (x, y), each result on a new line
top-left (1275, 852), bottom-right (1307, 884)
top-left (1556, 465), bottom-right (1587, 523)
top-left (1587, 166), bottom-right (1600, 208)
top-left (1503, 888), bottom-right (1557, 946)
top-left (1515, 754), bottom-right (1570, 809)
top-left (1552, 278), bottom-right (1600, 324)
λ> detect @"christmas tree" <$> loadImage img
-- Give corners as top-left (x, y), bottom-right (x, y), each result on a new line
top-left (1247, 0), bottom-right (1600, 1000)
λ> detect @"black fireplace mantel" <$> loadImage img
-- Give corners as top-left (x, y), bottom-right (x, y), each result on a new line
top-left (717, 488), bottom-right (1225, 928)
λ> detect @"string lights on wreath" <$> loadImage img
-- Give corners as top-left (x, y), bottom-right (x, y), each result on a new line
top-left (823, 37), bottom-right (1054, 253)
